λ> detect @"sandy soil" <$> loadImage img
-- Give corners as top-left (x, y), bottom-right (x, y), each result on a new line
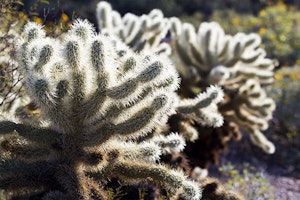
top-left (212, 131), bottom-right (300, 200)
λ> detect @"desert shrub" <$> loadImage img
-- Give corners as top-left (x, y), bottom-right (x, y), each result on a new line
top-left (0, 0), bottom-right (29, 112)
top-left (267, 66), bottom-right (300, 139)
top-left (210, 2), bottom-right (300, 65)
top-left (219, 162), bottom-right (275, 200)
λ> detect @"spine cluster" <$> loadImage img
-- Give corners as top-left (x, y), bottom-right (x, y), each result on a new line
top-left (0, 1), bottom-right (280, 199)
top-left (169, 19), bottom-right (276, 153)
top-left (0, 19), bottom-right (226, 200)
top-left (96, 1), bottom-right (170, 54)
top-left (95, 2), bottom-right (276, 154)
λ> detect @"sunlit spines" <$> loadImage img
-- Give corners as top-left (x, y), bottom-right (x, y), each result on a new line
top-left (152, 132), bottom-right (186, 153)
top-left (22, 22), bottom-right (45, 42)
top-left (170, 18), bottom-right (275, 153)
top-left (111, 90), bottom-right (177, 138)
top-left (109, 160), bottom-right (202, 200)
top-left (249, 128), bottom-right (275, 154)
top-left (177, 85), bottom-right (224, 128)
top-left (96, 1), bottom-right (115, 35)
top-left (6, 17), bottom-right (213, 199)
top-left (96, 2), bottom-right (171, 53)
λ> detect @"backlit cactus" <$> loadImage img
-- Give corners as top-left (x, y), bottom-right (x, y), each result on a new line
top-left (0, 19), bottom-right (227, 199)
top-left (169, 18), bottom-right (276, 154)
top-left (170, 19), bottom-right (275, 86)
top-left (96, 1), bottom-right (170, 54)
top-left (95, 2), bottom-right (276, 156)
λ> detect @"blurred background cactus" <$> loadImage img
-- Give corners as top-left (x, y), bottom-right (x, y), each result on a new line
top-left (96, 1), bottom-right (170, 54)
top-left (168, 18), bottom-right (276, 169)
top-left (95, 2), bottom-right (276, 170)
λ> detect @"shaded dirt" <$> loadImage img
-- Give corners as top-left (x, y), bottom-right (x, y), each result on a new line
top-left (210, 130), bottom-right (300, 200)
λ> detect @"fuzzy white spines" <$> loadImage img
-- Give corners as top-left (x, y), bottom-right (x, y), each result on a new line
top-left (101, 139), bottom-right (162, 162)
top-left (17, 20), bottom-right (179, 141)
top-left (152, 132), bottom-right (186, 153)
top-left (232, 79), bottom-right (276, 153)
top-left (170, 18), bottom-right (275, 87)
top-left (177, 85), bottom-right (224, 128)
top-left (180, 179), bottom-right (202, 200)
top-left (208, 65), bottom-right (231, 85)
top-left (250, 129), bottom-right (275, 154)
top-left (22, 22), bottom-right (45, 42)
top-left (96, 1), bottom-right (122, 35)
top-left (170, 18), bottom-right (276, 153)
top-left (96, 1), bottom-right (170, 53)
top-left (11, 19), bottom-right (203, 199)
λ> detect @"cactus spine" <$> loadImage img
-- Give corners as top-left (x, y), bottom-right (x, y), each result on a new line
top-left (96, 2), bottom-right (276, 154)
top-left (0, 19), bottom-right (222, 199)
top-left (96, 1), bottom-right (170, 54)
top-left (169, 18), bottom-right (276, 154)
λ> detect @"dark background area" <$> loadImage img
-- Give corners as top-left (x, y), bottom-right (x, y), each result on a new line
top-left (19, 0), bottom-right (300, 26)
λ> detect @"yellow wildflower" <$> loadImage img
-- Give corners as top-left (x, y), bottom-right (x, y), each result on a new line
top-left (61, 13), bottom-right (69, 23)
top-left (259, 9), bottom-right (266, 17)
top-left (278, 1), bottom-right (287, 10)
top-left (18, 11), bottom-right (25, 18)
top-left (295, 59), bottom-right (300, 65)
top-left (259, 27), bottom-right (267, 35)
top-left (269, 34), bottom-right (276, 40)
top-left (274, 73), bottom-right (283, 80)
top-left (232, 17), bottom-right (240, 25)
top-left (230, 170), bottom-right (238, 176)
top-left (33, 16), bottom-right (43, 24)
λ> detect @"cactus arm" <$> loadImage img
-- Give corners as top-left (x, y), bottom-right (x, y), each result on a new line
top-left (177, 85), bottom-right (224, 127)
top-left (108, 160), bottom-right (201, 200)
top-left (0, 121), bottom-right (60, 144)
top-left (0, 18), bottom-right (209, 199)
top-left (0, 159), bottom-right (57, 191)
top-left (96, 2), bottom-right (170, 54)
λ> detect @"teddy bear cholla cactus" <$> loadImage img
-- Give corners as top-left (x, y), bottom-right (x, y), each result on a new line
top-left (96, 1), bottom-right (170, 54)
top-left (0, 20), bottom-right (225, 199)
top-left (169, 18), bottom-right (276, 154)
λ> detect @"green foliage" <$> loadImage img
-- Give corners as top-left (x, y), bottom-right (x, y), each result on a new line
top-left (219, 162), bottom-right (275, 200)
top-left (210, 2), bottom-right (300, 65)
top-left (102, 0), bottom-right (265, 19)
top-left (267, 66), bottom-right (300, 138)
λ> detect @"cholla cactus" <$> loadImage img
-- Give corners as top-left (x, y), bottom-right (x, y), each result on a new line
top-left (169, 18), bottom-right (275, 154)
top-left (96, 1), bottom-right (170, 54)
top-left (95, 2), bottom-right (276, 155)
top-left (0, 19), bottom-right (228, 199)
top-left (170, 19), bottom-right (274, 86)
